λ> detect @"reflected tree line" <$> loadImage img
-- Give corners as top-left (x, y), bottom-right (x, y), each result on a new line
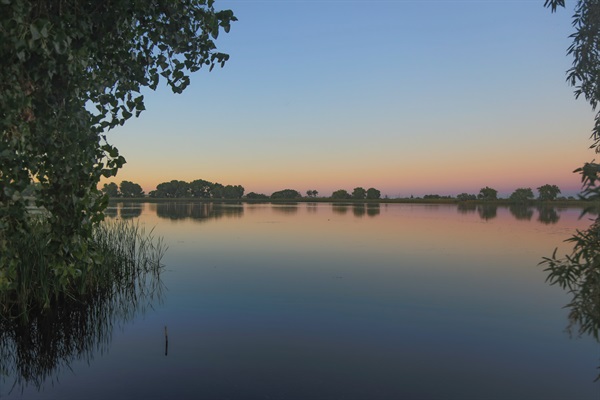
top-left (457, 203), bottom-right (566, 224)
top-left (104, 202), bottom-right (577, 224)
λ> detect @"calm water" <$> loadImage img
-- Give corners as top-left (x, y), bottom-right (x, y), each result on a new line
top-left (2, 202), bottom-right (599, 399)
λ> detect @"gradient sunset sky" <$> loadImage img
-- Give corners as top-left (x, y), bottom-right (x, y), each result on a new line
top-left (103, 0), bottom-right (595, 198)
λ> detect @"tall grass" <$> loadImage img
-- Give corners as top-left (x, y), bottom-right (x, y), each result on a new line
top-left (0, 218), bottom-right (166, 319)
top-left (0, 218), bottom-right (165, 393)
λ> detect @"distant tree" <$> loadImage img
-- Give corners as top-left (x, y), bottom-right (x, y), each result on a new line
top-left (537, 184), bottom-right (561, 201)
top-left (352, 187), bottom-right (366, 199)
top-left (478, 186), bottom-right (498, 201)
top-left (509, 188), bottom-right (534, 203)
top-left (152, 180), bottom-right (190, 198)
top-left (210, 183), bottom-right (224, 198)
top-left (119, 181), bottom-right (144, 198)
top-left (306, 190), bottom-right (318, 198)
top-left (331, 189), bottom-right (351, 199)
top-left (456, 193), bottom-right (477, 201)
top-left (271, 189), bottom-right (301, 199)
top-left (189, 179), bottom-right (213, 198)
top-left (246, 192), bottom-right (269, 200)
top-left (222, 185), bottom-right (244, 199)
top-left (423, 194), bottom-right (441, 199)
top-left (101, 182), bottom-right (119, 198)
top-left (366, 188), bottom-right (381, 200)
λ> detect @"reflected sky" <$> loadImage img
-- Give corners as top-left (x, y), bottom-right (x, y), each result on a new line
top-left (7, 202), bottom-right (598, 399)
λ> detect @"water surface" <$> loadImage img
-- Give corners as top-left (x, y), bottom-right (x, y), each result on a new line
top-left (2, 202), bottom-right (598, 399)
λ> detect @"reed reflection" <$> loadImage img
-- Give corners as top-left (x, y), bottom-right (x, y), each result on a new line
top-left (0, 260), bottom-right (163, 394)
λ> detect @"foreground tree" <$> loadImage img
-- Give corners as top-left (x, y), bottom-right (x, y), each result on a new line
top-left (537, 184), bottom-right (561, 201)
top-left (509, 188), bottom-right (535, 203)
top-left (0, 1), bottom-right (236, 276)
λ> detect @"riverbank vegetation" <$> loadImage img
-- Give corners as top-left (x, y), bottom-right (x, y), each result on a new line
top-left (0, 218), bottom-right (165, 319)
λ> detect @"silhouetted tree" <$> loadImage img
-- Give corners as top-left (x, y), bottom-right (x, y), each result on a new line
top-left (352, 187), bottom-right (366, 199)
top-left (509, 188), bottom-right (534, 203)
top-left (331, 189), bottom-right (351, 199)
top-left (456, 193), bottom-right (476, 201)
top-left (246, 192), bottom-right (269, 200)
top-left (101, 182), bottom-right (119, 198)
top-left (189, 179), bottom-right (213, 198)
top-left (478, 186), bottom-right (498, 201)
top-left (271, 189), bottom-right (301, 199)
top-left (537, 184), bottom-right (561, 201)
top-left (119, 181), bottom-right (144, 198)
top-left (366, 188), bottom-right (381, 200)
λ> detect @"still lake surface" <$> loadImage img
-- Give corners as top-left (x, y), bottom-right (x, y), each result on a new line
top-left (2, 202), bottom-right (599, 399)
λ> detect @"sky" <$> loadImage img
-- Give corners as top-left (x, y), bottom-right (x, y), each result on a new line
top-left (103, 0), bottom-right (596, 198)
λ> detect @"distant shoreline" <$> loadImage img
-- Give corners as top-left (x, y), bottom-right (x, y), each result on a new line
top-left (108, 197), bottom-right (599, 208)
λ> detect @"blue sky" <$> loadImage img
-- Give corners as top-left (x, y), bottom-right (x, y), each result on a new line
top-left (105, 0), bottom-right (594, 197)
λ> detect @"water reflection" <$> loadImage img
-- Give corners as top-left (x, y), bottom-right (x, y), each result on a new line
top-left (537, 205), bottom-right (560, 224)
top-left (457, 202), bottom-right (477, 214)
top-left (0, 262), bottom-right (163, 394)
top-left (542, 217), bottom-right (600, 381)
top-left (152, 202), bottom-right (243, 222)
top-left (332, 204), bottom-right (349, 215)
top-left (366, 203), bottom-right (380, 217)
top-left (119, 202), bottom-right (143, 219)
top-left (271, 203), bottom-right (299, 214)
top-left (509, 205), bottom-right (534, 221)
top-left (477, 204), bottom-right (497, 220)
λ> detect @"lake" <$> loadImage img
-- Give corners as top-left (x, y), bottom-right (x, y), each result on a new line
top-left (1, 202), bottom-right (599, 399)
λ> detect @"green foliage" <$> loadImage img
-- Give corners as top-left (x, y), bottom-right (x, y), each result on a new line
top-left (150, 180), bottom-right (191, 198)
top-left (331, 189), bottom-right (351, 199)
top-left (540, 220), bottom-right (600, 348)
top-left (271, 189), bottom-right (301, 199)
top-left (509, 187), bottom-right (534, 203)
top-left (546, 1), bottom-right (600, 152)
top-left (101, 182), bottom-right (119, 198)
top-left (306, 190), bottom-right (318, 198)
top-left (478, 186), bottom-right (498, 201)
top-left (351, 187), bottom-right (366, 200)
top-left (0, 218), bottom-right (165, 316)
top-left (0, 0), bottom-right (236, 276)
top-left (456, 193), bottom-right (477, 201)
top-left (119, 181), bottom-right (144, 198)
top-left (537, 184), bottom-right (561, 201)
top-left (245, 192), bottom-right (269, 200)
top-left (149, 179), bottom-right (243, 199)
top-left (366, 187), bottom-right (381, 200)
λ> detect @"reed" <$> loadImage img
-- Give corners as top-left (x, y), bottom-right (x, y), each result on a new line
top-left (0, 218), bottom-right (166, 319)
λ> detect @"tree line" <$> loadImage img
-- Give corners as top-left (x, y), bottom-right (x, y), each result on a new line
top-left (454, 184), bottom-right (562, 202)
top-left (102, 182), bottom-right (566, 202)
